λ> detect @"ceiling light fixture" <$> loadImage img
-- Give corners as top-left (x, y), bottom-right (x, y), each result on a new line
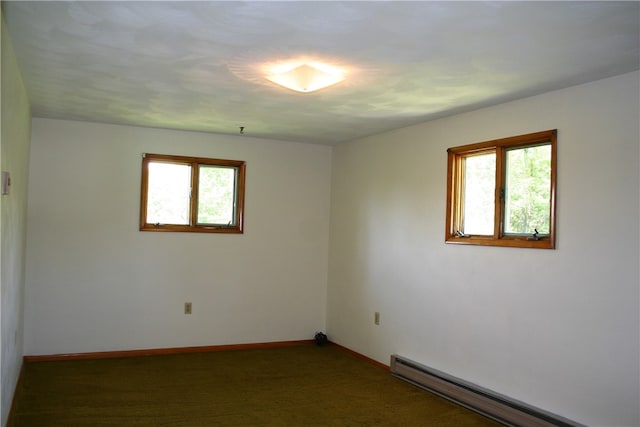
top-left (227, 53), bottom-right (365, 93)
top-left (265, 61), bottom-right (346, 93)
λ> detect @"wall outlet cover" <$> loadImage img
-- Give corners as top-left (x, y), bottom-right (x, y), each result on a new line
top-left (2, 171), bottom-right (10, 195)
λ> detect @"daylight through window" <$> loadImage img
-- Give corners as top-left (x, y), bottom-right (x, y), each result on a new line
top-left (445, 130), bottom-right (556, 249)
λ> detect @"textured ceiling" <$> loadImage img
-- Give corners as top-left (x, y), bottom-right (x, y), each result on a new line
top-left (3, 1), bottom-right (639, 145)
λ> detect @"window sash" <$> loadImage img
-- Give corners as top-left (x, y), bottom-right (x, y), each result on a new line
top-left (503, 144), bottom-right (552, 236)
top-left (460, 151), bottom-right (496, 236)
top-left (196, 165), bottom-right (239, 226)
top-left (146, 161), bottom-right (191, 225)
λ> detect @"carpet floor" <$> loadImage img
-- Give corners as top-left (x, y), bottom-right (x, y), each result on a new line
top-left (9, 344), bottom-right (501, 426)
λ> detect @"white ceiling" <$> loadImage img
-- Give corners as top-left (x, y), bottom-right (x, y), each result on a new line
top-left (3, 1), bottom-right (639, 145)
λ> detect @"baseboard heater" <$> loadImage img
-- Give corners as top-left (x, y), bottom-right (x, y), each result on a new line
top-left (390, 355), bottom-right (583, 427)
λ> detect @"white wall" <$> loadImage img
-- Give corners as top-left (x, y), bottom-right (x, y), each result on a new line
top-left (327, 71), bottom-right (640, 427)
top-left (24, 119), bottom-right (332, 355)
top-left (19, 66), bottom-right (639, 427)
top-left (0, 13), bottom-right (31, 427)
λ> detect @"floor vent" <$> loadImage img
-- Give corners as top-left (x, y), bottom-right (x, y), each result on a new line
top-left (390, 355), bottom-right (583, 427)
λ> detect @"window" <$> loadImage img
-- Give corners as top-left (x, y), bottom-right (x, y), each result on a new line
top-left (140, 153), bottom-right (246, 233)
top-left (445, 130), bottom-right (556, 249)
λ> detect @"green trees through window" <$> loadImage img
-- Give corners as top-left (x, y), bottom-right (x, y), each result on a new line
top-left (504, 145), bottom-right (551, 235)
top-left (197, 165), bottom-right (236, 225)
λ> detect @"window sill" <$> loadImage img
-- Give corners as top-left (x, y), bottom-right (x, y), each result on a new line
top-left (140, 224), bottom-right (243, 234)
top-left (445, 235), bottom-right (554, 249)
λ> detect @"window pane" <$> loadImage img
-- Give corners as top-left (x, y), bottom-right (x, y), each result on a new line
top-left (197, 166), bottom-right (236, 225)
top-left (146, 162), bottom-right (191, 224)
top-left (463, 153), bottom-right (496, 235)
top-left (504, 144), bottom-right (551, 234)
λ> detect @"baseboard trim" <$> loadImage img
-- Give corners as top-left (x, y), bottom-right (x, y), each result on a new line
top-left (6, 362), bottom-right (25, 427)
top-left (23, 339), bottom-right (391, 373)
top-left (23, 339), bottom-right (315, 362)
top-left (329, 342), bottom-right (390, 371)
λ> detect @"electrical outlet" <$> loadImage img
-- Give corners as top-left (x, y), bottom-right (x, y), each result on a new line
top-left (1, 172), bottom-right (10, 195)
top-left (374, 312), bottom-right (380, 325)
top-left (184, 302), bottom-right (192, 314)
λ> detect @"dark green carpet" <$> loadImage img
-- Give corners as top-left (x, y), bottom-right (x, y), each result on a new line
top-left (9, 344), bottom-right (501, 426)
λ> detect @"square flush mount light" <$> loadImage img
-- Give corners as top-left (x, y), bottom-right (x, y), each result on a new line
top-left (266, 61), bottom-right (345, 93)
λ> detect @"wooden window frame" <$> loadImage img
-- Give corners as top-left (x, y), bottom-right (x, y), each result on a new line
top-left (140, 153), bottom-right (246, 234)
top-left (445, 130), bottom-right (557, 249)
